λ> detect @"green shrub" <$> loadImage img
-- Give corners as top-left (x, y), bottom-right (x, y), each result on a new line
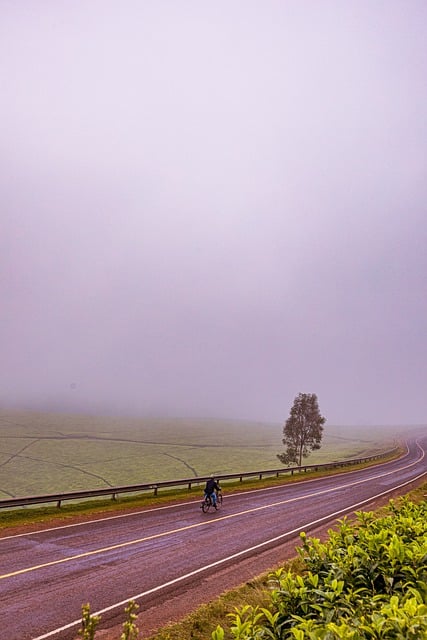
top-left (221, 498), bottom-right (427, 639)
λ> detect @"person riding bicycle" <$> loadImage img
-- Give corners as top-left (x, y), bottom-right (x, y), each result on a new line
top-left (204, 475), bottom-right (221, 509)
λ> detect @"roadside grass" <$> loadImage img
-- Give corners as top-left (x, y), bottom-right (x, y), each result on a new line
top-left (0, 445), bottom-right (403, 531)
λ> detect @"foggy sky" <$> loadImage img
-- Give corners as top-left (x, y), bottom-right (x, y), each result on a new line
top-left (1, 1), bottom-right (426, 426)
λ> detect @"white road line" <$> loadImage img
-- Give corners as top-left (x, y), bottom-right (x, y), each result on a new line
top-left (0, 499), bottom-right (197, 541)
top-left (31, 465), bottom-right (427, 640)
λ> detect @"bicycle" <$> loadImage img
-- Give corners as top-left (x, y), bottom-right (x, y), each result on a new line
top-left (200, 489), bottom-right (223, 513)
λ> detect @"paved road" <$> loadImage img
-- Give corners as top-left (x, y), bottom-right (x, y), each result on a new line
top-left (1, 434), bottom-right (426, 640)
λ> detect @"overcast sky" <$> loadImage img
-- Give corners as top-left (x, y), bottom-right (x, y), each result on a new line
top-left (1, 1), bottom-right (426, 426)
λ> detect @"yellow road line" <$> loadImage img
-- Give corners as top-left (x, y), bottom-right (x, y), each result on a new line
top-left (0, 518), bottom-right (210, 579)
top-left (0, 491), bottom-right (317, 579)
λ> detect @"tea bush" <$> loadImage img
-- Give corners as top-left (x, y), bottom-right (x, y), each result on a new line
top-left (218, 498), bottom-right (427, 639)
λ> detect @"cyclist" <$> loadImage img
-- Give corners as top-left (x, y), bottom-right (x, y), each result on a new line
top-left (204, 475), bottom-right (221, 509)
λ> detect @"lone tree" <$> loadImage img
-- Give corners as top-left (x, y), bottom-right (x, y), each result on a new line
top-left (277, 392), bottom-right (326, 466)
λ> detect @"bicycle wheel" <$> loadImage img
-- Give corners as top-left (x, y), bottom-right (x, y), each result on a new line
top-left (201, 497), bottom-right (211, 513)
top-left (217, 492), bottom-right (223, 506)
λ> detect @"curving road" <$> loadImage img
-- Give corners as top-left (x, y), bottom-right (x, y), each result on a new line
top-left (1, 434), bottom-right (426, 640)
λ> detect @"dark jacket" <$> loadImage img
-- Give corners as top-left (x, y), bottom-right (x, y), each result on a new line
top-left (205, 478), bottom-right (220, 494)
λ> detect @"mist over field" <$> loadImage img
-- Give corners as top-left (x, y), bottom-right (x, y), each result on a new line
top-left (1, 3), bottom-right (427, 427)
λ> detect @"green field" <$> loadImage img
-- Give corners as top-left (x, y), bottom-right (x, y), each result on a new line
top-left (0, 409), bottom-right (408, 499)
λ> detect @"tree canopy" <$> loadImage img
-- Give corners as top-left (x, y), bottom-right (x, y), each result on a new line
top-left (277, 392), bottom-right (326, 467)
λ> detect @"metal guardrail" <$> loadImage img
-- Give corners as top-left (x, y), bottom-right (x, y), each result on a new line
top-left (0, 449), bottom-right (397, 510)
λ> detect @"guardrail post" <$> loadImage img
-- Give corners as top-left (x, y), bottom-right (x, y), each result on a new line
top-left (57, 500), bottom-right (61, 508)
top-left (188, 482), bottom-right (192, 490)
top-left (112, 493), bottom-right (117, 501)
top-left (153, 485), bottom-right (158, 496)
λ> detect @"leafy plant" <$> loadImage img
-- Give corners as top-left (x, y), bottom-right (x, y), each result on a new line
top-left (121, 600), bottom-right (140, 640)
top-left (78, 600), bottom-right (140, 640)
top-left (78, 603), bottom-right (100, 640)
top-left (215, 499), bottom-right (427, 639)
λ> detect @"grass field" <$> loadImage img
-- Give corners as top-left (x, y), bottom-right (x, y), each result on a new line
top-left (0, 408), bottom-right (409, 499)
